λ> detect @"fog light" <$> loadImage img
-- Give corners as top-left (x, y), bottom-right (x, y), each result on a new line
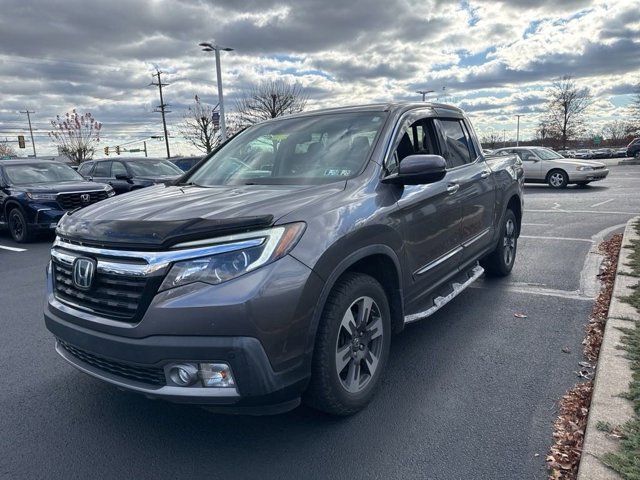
top-left (199, 363), bottom-right (235, 388)
top-left (168, 364), bottom-right (198, 386)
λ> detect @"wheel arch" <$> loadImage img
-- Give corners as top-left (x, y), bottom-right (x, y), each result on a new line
top-left (304, 244), bottom-right (405, 362)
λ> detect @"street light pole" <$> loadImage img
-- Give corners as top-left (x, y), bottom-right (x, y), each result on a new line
top-left (515, 114), bottom-right (523, 147)
top-left (200, 42), bottom-right (234, 141)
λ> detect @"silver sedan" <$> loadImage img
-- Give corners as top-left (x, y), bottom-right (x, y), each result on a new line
top-left (492, 147), bottom-right (609, 188)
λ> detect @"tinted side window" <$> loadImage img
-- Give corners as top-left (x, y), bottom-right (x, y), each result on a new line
top-left (93, 162), bottom-right (111, 177)
top-left (78, 162), bottom-right (94, 176)
top-left (437, 119), bottom-right (473, 168)
top-left (387, 118), bottom-right (439, 175)
top-left (111, 161), bottom-right (127, 176)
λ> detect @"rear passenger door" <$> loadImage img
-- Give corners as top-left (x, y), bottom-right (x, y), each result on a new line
top-left (435, 118), bottom-right (496, 264)
top-left (387, 110), bottom-right (464, 308)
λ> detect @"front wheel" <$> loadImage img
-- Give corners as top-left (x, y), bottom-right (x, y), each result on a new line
top-left (481, 209), bottom-right (518, 277)
top-left (548, 170), bottom-right (568, 189)
top-left (305, 273), bottom-right (391, 416)
top-left (8, 208), bottom-right (34, 243)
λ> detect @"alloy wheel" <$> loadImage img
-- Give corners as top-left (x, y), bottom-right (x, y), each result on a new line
top-left (9, 211), bottom-right (25, 241)
top-left (549, 172), bottom-right (564, 187)
top-left (503, 218), bottom-right (516, 266)
top-left (335, 296), bottom-right (384, 394)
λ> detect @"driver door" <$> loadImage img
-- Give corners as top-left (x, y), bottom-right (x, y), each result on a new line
top-left (388, 111), bottom-right (463, 308)
top-left (518, 149), bottom-right (542, 180)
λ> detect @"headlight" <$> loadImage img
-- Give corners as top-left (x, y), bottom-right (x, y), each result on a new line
top-left (576, 166), bottom-right (593, 171)
top-left (26, 192), bottom-right (58, 201)
top-left (105, 185), bottom-right (116, 197)
top-left (159, 222), bottom-right (306, 291)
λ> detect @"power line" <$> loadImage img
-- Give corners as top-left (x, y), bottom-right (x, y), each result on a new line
top-left (150, 70), bottom-right (171, 159)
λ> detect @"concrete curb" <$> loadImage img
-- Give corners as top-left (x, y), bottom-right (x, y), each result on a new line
top-left (577, 216), bottom-right (639, 480)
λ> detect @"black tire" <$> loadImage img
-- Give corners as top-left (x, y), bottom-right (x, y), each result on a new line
top-left (481, 209), bottom-right (518, 277)
top-left (304, 273), bottom-right (391, 416)
top-left (547, 169), bottom-right (568, 189)
top-left (576, 181), bottom-right (591, 188)
top-left (8, 207), bottom-right (33, 243)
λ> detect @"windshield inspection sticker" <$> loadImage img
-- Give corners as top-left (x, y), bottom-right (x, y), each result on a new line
top-left (324, 169), bottom-right (352, 176)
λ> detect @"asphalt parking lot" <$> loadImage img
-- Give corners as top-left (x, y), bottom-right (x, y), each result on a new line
top-left (1, 165), bottom-right (640, 480)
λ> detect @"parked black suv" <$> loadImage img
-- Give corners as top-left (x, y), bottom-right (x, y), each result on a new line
top-left (45, 103), bottom-right (524, 415)
top-left (627, 138), bottom-right (640, 159)
top-left (0, 159), bottom-right (114, 242)
top-left (78, 157), bottom-right (183, 194)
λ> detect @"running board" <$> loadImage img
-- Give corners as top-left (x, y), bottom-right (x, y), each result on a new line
top-left (404, 264), bottom-right (484, 324)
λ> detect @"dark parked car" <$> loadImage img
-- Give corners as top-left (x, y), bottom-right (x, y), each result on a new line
top-left (171, 156), bottom-right (204, 172)
top-left (627, 138), bottom-right (640, 159)
top-left (45, 103), bottom-right (524, 415)
top-left (77, 157), bottom-right (183, 194)
top-left (0, 159), bottom-right (114, 242)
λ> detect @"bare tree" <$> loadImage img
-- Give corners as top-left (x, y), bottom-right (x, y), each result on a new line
top-left (629, 80), bottom-right (640, 134)
top-left (0, 143), bottom-right (16, 157)
top-left (535, 120), bottom-right (553, 147)
top-left (48, 110), bottom-right (101, 164)
top-left (235, 79), bottom-right (308, 126)
top-left (602, 120), bottom-right (628, 145)
top-left (480, 132), bottom-right (501, 149)
top-left (543, 76), bottom-right (591, 149)
top-left (179, 96), bottom-right (221, 154)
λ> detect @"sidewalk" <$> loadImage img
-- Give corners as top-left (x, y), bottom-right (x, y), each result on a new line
top-left (577, 217), bottom-right (639, 479)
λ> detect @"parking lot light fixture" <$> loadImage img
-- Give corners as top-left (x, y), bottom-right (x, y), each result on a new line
top-left (200, 42), bottom-right (234, 141)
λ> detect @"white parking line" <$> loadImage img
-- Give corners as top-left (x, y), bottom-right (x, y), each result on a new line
top-left (522, 223), bottom-right (551, 226)
top-left (519, 235), bottom-right (593, 243)
top-left (0, 244), bottom-right (27, 252)
top-left (525, 209), bottom-right (640, 215)
top-left (590, 198), bottom-right (614, 208)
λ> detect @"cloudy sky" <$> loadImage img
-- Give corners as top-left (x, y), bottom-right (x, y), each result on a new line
top-left (0, 0), bottom-right (638, 157)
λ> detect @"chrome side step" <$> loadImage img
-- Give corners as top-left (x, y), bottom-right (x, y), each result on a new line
top-left (404, 264), bottom-right (484, 324)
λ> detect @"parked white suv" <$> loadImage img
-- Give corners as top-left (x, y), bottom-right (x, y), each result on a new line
top-left (493, 147), bottom-right (609, 188)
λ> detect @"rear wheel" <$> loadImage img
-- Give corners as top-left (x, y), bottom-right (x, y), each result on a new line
top-left (547, 170), bottom-right (568, 189)
top-left (481, 209), bottom-right (518, 277)
top-left (8, 208), bottom-right (33, 243)
top-left (305, 273), bottom-right (391, 416)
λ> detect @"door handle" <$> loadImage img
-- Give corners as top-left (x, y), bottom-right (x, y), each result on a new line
top-left (446, 183), bottom-right (460, 194)
top-left (480, 170), bottom-right (491, 179)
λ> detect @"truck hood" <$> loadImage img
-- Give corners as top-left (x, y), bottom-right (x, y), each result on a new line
top-left (57, 181), bottom-right (345, 248)
top-left (11, 180), bottom-right (109, 193)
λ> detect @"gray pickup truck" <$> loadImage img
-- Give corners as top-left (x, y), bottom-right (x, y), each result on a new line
top-left (44, 103), bottom-right (524, 415)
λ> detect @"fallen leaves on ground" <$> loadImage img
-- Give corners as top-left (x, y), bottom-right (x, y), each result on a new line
top-left (547, 233), bottom-right (622, 480)
top-left (547, 381), bottom-right (594, 479)
top-left (514, 312), bottom-right (528, 318)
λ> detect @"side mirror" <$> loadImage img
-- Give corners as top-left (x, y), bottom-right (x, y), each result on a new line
top-left (382, 154), bottom-right (447, 185)
top-left (115, 173), bottom-right (133, 182)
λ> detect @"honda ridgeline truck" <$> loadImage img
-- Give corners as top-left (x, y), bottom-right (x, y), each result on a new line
top-left (45, 103), bottom-right (524, 415)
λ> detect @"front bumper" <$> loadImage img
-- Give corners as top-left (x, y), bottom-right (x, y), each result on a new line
top-left (29, 205), bottom-right (65, 229)
top-left (44, 252), bottom-right (323, 412)
top-left (571, 168), bottom-right (609, 182)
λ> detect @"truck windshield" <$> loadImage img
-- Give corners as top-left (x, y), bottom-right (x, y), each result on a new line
top-left (4, 162), bottom-right (83, 185)
top-left (188, 112), bottom-right (386, 186)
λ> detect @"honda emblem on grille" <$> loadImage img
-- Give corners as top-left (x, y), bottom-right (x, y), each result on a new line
top-left (72, 257), bottom-right (96, 291)
top-left (80, 193), bottom-right (91, 204)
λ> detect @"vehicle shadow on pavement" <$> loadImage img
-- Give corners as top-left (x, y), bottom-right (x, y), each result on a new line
top-left (523, 184), bottom-right (608, 194)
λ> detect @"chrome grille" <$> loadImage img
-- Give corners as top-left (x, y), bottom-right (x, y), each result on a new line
top-left (57, 191), bottom-right (108, 210)
top-left (52, 259), bottom-right (147, 320)
top-left (59, 340), bottom-right (166, 386)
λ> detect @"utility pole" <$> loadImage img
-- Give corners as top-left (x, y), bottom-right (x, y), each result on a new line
top-left (515, 114), bottom-right (523, 147)
top-left (503, 129), bottom-right (506, 147)
top-left (143, 140), bottom-right (148, 157)
top-left (416, 90), bottom-right (434, 102)
top-left (19, 109), bottom-right (36, 157)
top-left (150, 70), bottom-right (171, 158)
